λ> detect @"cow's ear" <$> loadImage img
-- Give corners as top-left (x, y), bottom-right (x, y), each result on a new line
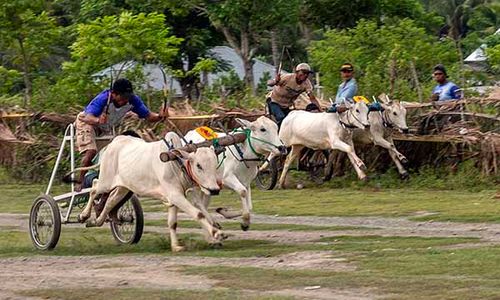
top-left (235, 118), bottom-right (253, 129)
top-left (344, 99), bottom-right (353, 108)
top-left (172, 149), bottom-right (191, 160)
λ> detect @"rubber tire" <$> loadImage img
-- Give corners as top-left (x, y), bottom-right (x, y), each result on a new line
top-left (29, 194), bottom-right (62, 250)
top-left (255, 157), bottom-right (278, 190)
top-left (110, 195), bottom-right (144, 245)
top-left (308, 150), bottom-right (334, 183)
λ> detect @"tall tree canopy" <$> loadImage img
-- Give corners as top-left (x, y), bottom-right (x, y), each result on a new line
top-left (0, 1), bottom-right (62, 106)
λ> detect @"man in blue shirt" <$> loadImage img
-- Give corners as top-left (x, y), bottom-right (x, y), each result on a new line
top-left (431, 64), bottom-right (461, 102)
top-left (75, 78), bottom-right (166, 191)
top-left (335, 63), bottom-right (358, 104)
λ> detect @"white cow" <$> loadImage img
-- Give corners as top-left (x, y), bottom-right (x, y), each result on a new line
top-left (79, 133), bottom-right (225, 252)
top-left (353, 100), bottom-right (410, 178)
top-left (184, 116), bottom-right (284, 231)
top-left (279, 101), bottom-right (370, 187)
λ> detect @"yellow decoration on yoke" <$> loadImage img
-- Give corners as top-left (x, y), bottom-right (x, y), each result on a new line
top-left (195, 126), bottom-right (218, 140)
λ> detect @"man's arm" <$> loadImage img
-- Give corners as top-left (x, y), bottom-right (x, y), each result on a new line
top-left (308, 92), bottom-right (321, 108)
top-left (145, 111), bottom-right (166, 122)
top-left (267, 73), bottom-right (281, 87)
top-left (305, 79), bottom-right (321, 108)
top-left (78, 113), bottom-right (106, 125)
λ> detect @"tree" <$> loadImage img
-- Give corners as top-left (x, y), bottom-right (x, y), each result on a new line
top-left (189, 0), bottom-right (300, 95)
top-left (485, 33), bottom-right (500, 73)
top-left (309, 19), bottom-right (458, 102)
top-left (0, 2), bottom-right (62, 106)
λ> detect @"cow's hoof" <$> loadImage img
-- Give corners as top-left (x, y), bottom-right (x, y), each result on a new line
top-left (240, 223), bottom-right (250, 231)
top-left (361, 176), bottom-right (369, 182)
top-left (401, 158), bottom-right (409, 165)
top-left (209, 242), bottom-right (223, 249)
top-left (172, 245), bottom-right (185, 252)
top-left (77, 213), bottom-right (89, 223)
top-left (85, 218), bottom-right (97, 228)
top-left (400, 172), bottom-right (410, 180)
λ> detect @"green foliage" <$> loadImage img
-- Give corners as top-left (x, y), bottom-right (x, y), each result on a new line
top-left (32, 12), bottom-right (182, 111)
top-left (0, 67), bottom-right (22, 95)
top-left (67, 12), bottom-right (181, 72)
top-left (485, 33), bottom-right (500, 73)
top-left (309, 19), bottom-right (459, 100)
top-left (0, 3), bottom-right (63, 105)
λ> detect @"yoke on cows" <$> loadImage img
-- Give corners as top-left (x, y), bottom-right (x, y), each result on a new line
top-left (159, 131), bottom-right (247, 162)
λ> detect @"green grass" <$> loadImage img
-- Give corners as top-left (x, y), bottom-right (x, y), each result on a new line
top-left (210, 188), bottom-right (499, 223)
top-left (1, 184), bottom-right (498, 223)
top-left (20, 288), bottom-right (294, 300)
top-left (0, 227), bottom-right (326, 258)
top-left (0, 183), bottom-right (68, 213)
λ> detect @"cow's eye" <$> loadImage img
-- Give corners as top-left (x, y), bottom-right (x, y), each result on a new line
top-left (393, 112), bottom-right (397, 116)
top-left (196, 163), bottom-right (203, 170)
top-left (260, 128), bottom-right (267, 132)
top-left (356, 109), bottom-right (359, 113)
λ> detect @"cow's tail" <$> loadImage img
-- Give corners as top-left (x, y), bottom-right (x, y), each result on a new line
top-left (61, 163), bottom-right (100, 184)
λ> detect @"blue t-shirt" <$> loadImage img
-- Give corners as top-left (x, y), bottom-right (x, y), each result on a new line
top-left (85, 89), bottom-right (150, 118)
top-left (335, 78), bottom-right (358, 104)
top-left (432, 81), bottom-right (461, 101)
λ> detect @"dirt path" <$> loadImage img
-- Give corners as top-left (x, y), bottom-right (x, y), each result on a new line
top-left (144, 212), bottom-right (500, 242)
top-left (0, 254), bottom-right (369, 300)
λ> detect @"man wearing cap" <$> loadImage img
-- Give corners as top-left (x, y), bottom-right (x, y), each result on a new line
top-left (74, 78), bottom-right (167, 191)
top-left (267, 63), bottom-right (320, 127)
top-left (335, 63), bottom-right (358, 104)
top-left (430, 64), bottom-right (461, 101)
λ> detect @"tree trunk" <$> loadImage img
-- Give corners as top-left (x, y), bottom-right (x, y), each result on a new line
top-left (242, 57), bottom-right (255, 96)
top-left (270, 28), bottom-right (279, 68)
top-left (240, 31), bottom-right (256, 95)
top-left (388, 56), bottom-right (397, 97)
top-left (410, 59), bottom-right (423, 103)
top-left (18, 38), bottom-right (31, 107)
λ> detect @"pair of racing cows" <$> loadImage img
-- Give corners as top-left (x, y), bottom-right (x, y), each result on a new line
top-left (76, 98), bottom-right (409, 252)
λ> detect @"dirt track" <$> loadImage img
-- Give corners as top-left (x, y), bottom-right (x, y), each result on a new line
top-left (2, 212), bottom-right (500, 299)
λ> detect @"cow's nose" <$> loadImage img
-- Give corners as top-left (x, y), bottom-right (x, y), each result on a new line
top-left (209, 189), bottom-right (220, 196)
top-left (402, 128), bottom-right (409, 134)
top-left (278, 145), bottom-right (287, 155)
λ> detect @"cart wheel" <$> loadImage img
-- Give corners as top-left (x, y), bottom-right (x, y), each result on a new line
top-left (255, 156), bottom-right (279, 190)
top-left (308, 150), bottom-right (334, 184)
top-left (110, 195), bottom-right (143, 245)
top-left (29, 194), bottom-right (62, 250)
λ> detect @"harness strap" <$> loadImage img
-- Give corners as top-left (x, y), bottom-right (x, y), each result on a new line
top-left (380, 110), bottom-right (394, 128)
top-left (339, 110), bottom-right (358, 129)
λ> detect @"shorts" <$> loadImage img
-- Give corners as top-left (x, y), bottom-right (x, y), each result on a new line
top-left (75, 112), bottom-right (97, 154)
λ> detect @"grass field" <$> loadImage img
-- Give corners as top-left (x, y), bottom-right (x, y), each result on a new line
top-left (3, 183), bottom-right (496, 222)
top-left (1, 183), bottom-right (499, 299)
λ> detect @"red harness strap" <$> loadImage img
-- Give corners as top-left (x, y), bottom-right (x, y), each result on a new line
top-left (185, 160), bottom-right (201, 187)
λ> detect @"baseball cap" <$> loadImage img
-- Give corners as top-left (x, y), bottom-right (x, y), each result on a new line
top-left (340, 63), bottom-right (354, 72)
top-left (295, 63), bottom-right (312, 73)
